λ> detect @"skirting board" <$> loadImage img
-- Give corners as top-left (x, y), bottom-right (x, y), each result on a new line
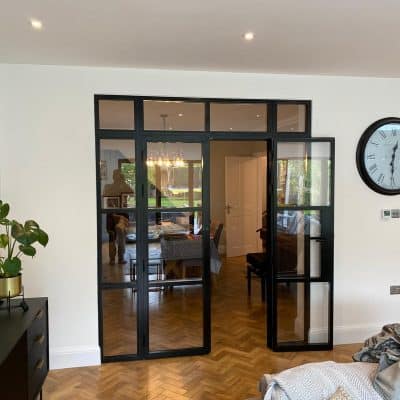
top-left (50, 346), bottom-right (101, 370)
top-left (333, 324), bottom-right (382, 345)
top-left (309, 324), bottom-right (382, 345)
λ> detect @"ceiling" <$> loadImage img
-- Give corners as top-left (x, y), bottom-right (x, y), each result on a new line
top-left (2, 0), bottom-right (400, 77)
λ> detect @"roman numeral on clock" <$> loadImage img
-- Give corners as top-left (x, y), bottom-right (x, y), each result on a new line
top-left (379, 130), bottom-right (387, 139)
top-left (367, 154), bottom-right (375, 159)
top-left (378, 174), bottom-right (385, 184)
top-left (369, 164), bottom-right (378, 174)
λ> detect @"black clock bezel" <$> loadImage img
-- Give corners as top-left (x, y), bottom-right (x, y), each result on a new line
top-left (356, 117), bottom-right (400, 195)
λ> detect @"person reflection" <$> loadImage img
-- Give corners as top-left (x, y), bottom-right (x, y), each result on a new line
top-left (103, 169), bottom-right (134, 265)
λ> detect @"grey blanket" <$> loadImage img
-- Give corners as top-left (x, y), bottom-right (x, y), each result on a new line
top-left (353, 323), bottom-right (400, 399)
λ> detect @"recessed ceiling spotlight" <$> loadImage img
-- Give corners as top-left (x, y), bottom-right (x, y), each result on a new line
top-left (256, 114), bottom-right (261, 118)
top-left (30, 18), bottom-right (43, 30)
top-left (178, 113), bottom-right (184, 117)
top-left (243, 32), bottom-right (255, 41)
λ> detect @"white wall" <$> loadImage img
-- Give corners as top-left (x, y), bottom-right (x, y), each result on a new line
top-left (1, 64), bottom-right (400, 368)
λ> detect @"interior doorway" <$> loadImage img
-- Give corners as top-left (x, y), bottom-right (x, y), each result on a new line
top-left (210, 140), bottom-right (268, 348)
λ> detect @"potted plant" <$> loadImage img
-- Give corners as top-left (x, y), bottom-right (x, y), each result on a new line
top-left (0, 200), bottom-right (48, 298)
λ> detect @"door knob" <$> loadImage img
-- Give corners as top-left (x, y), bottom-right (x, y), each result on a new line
top-left (225, 204), bottom-right (232, 214)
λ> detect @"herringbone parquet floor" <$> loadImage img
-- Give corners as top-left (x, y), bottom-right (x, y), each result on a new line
top-left (44, 256), bottom-right (360, 399)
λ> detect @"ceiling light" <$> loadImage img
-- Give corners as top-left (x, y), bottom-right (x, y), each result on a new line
top-left (256, 114), bottom-right (261, 118)
top-left (30, 18), bottom-right (43, 30)
top-left (178, 113), bottom-right (184, 117)
top-left (243, 32), bottom-right (254, 41)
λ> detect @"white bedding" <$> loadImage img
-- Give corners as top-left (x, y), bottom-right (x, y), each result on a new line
top-left (259, 361), bottom-right (382, 400)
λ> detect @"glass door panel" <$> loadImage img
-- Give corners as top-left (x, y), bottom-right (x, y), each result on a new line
top-left (270, 138), bottom-right (334, 350)
top-left (145, 141), bottom-right (209, 355)
top-left (102, 288), bottom-right (138, 356)
top-left (147, 142), bottom-right (202, 208)
top-left (149, 286), bottom-right (204, 351)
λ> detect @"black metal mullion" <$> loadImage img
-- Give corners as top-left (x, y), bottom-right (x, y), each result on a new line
top-left (135, 99), bottom-right (148, 357)
top-left (202, 140), bottom-right (211, 351)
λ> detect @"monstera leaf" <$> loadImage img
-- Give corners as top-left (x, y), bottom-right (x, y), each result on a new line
top-left (3, 257), bottom-right (22, 277)
top-left (0, 200), bottom-right (49, 277)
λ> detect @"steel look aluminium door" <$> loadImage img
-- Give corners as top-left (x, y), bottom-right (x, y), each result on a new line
top-left (268, 138), bottom-right (335, 351)
top-left (141, 138), bottom-right (211, 358)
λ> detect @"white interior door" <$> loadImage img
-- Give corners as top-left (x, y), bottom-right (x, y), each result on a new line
top-left (225, 156), bottom-right (261, 257)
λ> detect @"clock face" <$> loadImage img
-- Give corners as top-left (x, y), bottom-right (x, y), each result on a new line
top-left (357, 118), bottom-right (400, 195)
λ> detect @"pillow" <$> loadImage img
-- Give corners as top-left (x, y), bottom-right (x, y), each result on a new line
top-left (329, 387), bottom-right (352, 400)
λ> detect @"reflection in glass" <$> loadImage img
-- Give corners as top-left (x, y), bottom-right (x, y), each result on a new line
top-left (309, 282), bottom-right (330, 343)
top-left (144, 100), bottom-right (205, 131)
top-left (277, 104), bottom-right (306, 132)
top-left (100, 139), bottom-right (135, 209)
top-left (277, 142), bottom-right (331, 207)
top-left (99, 100), bottom-right (135, 130)
top-left (101, 212), bottom-right (136, 283)
top-left (102, 289), bottom-right (137, 356)
top-left (147, 142), bottom-right (202, 208)
top-left (149, 286), bottom-right (203, 351)
top-left (210, 103), bottom-right (268, 131)
top-left (277, 282), bottom-right (305, 343)
top-left (277, 282), bottom-right (330, 344)
top-left (276, 210), bottom-right (320, 275)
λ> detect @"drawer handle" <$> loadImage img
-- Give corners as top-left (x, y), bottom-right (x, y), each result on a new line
top-left (35, 309), bottom-right (44, 320)
top-left (35, 359), bottom-right (44, 370)
top-left (34, 334), bottom-right (45, 345)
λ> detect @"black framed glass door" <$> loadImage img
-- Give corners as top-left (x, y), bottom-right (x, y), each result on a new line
top-left (141, 139), bottom-right (210, 357)
top-left (268, 138), bottom-right (335, 351)
top-left (95, 94), bottom-right (315, 362)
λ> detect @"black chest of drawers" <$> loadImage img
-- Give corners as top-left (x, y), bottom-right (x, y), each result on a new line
top-left (0, 298), bottom-right (49, 400)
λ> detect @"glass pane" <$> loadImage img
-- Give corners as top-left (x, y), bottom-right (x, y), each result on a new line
top-left (102, 289), bottom-right (137, 356)
top-left (276, 210), bottom-right (320, 275)
top-left (101, 212), bottom-right (136, 282)
top-left (99, 100), bottom-right (135, 130)
top-left (144, 100), bottom-right (205, 131)
top-left (310, 240), bottom-right (321, 278)
top-left (277, 282), bottom-right (330, 345)
top-left (149, 285), bottom-right (203, 351)
top-left (210, 103), bottom-right (268, 132)
top-left (146, 211), bottom-right (205, 283)
top-left (309, 282), bottom-right (330, 343)
top-left (277, 103), bottom-right (306, 132)
top-left (277, 142), bottom-right (331, 207)
top-left (147, 142), bottom-right (202, 208)
top-left (277, 282), bottom-right (305, 343)
top-left (100, 139), bottom-right (135, 209)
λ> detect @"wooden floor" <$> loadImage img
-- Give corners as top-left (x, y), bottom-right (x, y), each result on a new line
top-left (44, 256), bottom-right (360, 399)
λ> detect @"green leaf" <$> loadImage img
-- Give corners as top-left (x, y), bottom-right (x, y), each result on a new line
top-left (24, 220), bottom-right (39, 230)
top-left (19, 244), bottom-right (36, 257)
top-left (0, 203), bottom-right (10, 219)
top-left (11, 221), bottom-right (24, 239)
top-left (37, 230), bottom-right (49, 247)
top-left (0, 234), bottom-right (9, 249)
top-left (15, 232), bottom-right (37, 246)
top-left (3, 257), bottom-right (22, 277)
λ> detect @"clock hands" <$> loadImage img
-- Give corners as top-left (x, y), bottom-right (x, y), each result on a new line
top-left (390, 141), bottom-right (399, 186)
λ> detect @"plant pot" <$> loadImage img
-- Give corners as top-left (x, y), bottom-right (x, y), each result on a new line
top-left (0, 274), bottom-right (22, 298)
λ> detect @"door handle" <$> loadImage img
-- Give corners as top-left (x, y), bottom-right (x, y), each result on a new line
top-left (225, 204), bottom-right (232, 214)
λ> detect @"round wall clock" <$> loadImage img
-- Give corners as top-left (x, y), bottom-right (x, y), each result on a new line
top-left (356, 117), bottom-right (400, 195)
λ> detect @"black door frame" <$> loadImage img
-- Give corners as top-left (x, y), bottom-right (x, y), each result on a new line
top-left (95, 95), bottom-right (313, 362)
top-left (268, 137), bottom-right (335, 352)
